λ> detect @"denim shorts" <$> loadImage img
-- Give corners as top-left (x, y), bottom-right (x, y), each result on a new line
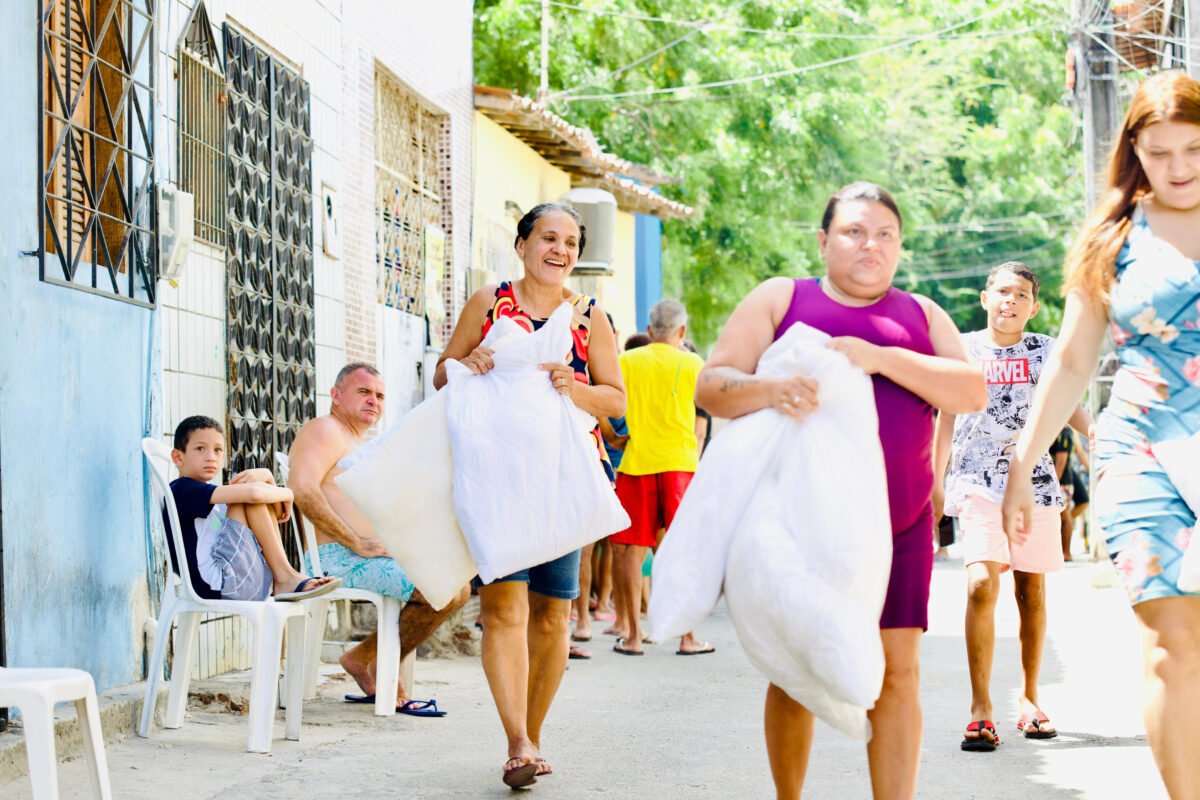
top-left (474, 548), bottom-right (582, 600)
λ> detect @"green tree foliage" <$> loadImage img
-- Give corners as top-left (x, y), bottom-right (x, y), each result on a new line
top-left (475, 0), bottom-right (1080, 345)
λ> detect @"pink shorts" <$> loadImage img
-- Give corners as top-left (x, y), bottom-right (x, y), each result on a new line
top-left (957, 494), bottom-right (1064, 574)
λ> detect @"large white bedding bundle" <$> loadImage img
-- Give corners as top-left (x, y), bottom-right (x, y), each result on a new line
top-left (335, 387), bottom-right (477, 611)
top-left (648, 322), bottom-right (892, 739)
top-left (444, 303), bottom-right (630, 584)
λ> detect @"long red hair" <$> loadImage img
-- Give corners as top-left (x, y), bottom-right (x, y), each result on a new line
top-left (1065, 71), bottom-right (1200, 302)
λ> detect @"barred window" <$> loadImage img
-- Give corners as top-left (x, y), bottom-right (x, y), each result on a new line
top-left (39, 0), bottom-right (156, 304)
top-left (178, 1), bottom-right (226, 247)
top-left (375, 72), bottom-right (447, 316)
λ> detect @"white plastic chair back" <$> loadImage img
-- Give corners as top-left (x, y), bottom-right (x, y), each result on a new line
top-left (143, 438), bottom-right (204, 603)
top-left (275, 452), bottom-right (324, 574)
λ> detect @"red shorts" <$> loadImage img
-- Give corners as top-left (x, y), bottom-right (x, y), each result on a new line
top-left (609, 471), bottom-right (694, 547)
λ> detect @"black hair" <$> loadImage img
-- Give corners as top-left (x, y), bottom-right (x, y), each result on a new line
top-left (624, 332), bottom-right (651, 351)
top-left (173, 415), bottom-right (223, 452)
top-left (986, 261), bottom-right (1041, 300)
top-left (514, 203), bottom-right (587, 256)
top-left (820, 182), bottom-right (903, 233)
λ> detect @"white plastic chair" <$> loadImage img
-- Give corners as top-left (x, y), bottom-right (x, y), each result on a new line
top-left (275, 453), bottom-right (412, 717)
top-left (138, 438), bottom-right (307, 753)
top-left (0, 667), bottom-right (112, 799)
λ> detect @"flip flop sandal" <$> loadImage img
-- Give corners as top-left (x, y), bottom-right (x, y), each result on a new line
top-left (503, 759), bottom-right (538, 789)
top-left (398, 698), bottom-right (447, 717)
top-left (568, 646), bottom-right (592, 660)
top-left (961, 720), bottom-right (1000, 752)
top-left (274, 576), bottom-right (341, 602)
top-left (613, 641), bottom-right (644, 656)
top-left (570, 633), bottom-right (593, 642)
top-left (676, 642), bottom-right (716, 655)
top-left (1017, 711), bottom-right (1057, 739)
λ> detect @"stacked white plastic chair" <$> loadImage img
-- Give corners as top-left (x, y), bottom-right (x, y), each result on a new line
top-left (275, 453), bottom-right (411, 716)
top-left (0, 666), bottom-right (112, 799)
top-left (138, 438), bottom-right (307, 753)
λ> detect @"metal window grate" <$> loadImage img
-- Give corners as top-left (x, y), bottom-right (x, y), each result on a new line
top-left (178, 2), bottom-right (226, 247)
top-left (375, 74), bottom-right (446, 315)
top-left (38, 0), bottom-right (156, 305)
top-left (222, 25), bottom-right (315, 516)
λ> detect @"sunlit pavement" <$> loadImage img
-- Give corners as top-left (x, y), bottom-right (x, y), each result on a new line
top-left (0, 554), bottom-right (1162, 799)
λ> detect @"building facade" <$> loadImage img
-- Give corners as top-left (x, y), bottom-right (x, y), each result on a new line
top-left (472, 86), bottom-right (692, 341)
top-left (0, 0), bottom-right (474, 688)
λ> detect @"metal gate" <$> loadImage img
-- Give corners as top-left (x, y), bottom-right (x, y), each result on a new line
top-left (222, 26), bottom-right (315, 490)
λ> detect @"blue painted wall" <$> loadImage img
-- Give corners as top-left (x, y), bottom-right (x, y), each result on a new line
top-left (633, 214), bottom-right (663, 332)
top-left (0, 4), bottom-right (152, 690)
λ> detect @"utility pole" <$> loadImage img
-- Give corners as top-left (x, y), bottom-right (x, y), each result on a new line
top-left (1076, 0), bottom-right (1121, 210)
top-left (538, 0), bottom-right (550, 103)
top-left (1188, 0), bottom-right (1199, 77)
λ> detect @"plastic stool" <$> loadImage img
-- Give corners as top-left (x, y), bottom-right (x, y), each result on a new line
top-left (0, 667), bottom-right (112, 799)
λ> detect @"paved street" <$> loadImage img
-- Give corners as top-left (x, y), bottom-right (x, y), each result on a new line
top-left (2, 556), bottom-right (1164, 799)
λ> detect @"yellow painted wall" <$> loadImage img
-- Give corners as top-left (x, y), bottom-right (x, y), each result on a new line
top-left (472, 113), bottom-right (572, 286)
top-left (473, 112), bottom-right (640, 346)
top-left (604, 210), bottom-right (638, 342)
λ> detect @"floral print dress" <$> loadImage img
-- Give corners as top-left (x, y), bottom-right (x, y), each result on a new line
top-left (1095, 203), bottom-right (1200, 603)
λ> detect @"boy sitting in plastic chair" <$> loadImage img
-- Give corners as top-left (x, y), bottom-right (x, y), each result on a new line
top-left (168, 415), bottom-right (341, 603)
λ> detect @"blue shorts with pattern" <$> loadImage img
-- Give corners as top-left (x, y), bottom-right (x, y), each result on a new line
top-left (211, 516), bottom-right (272, 601)
top-left (474, 549), bottom-right (581, 600)
top-left (304, 543), bottom-right (414, 602)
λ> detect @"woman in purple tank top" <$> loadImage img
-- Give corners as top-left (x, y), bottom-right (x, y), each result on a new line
top-left (696, 182), bottom-right (986, 799)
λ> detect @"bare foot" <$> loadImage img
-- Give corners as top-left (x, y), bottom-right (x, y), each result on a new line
top-left (603, 625), bottom-right (626, 638)
top-left (339, 649), bottom-right (376, 697)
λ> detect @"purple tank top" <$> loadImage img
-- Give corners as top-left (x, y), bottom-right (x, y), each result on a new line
top-left (775, 278), bottom-right (936, 532)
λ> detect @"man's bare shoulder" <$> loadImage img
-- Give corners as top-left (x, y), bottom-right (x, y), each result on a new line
top-left (291, 415), bottom-right (355, 464)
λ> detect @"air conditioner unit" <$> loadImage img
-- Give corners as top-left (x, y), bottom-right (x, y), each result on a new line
top-left (562, 187), bottom-right (617, 276)
top-left (156, 183), bottom-right (194, 282)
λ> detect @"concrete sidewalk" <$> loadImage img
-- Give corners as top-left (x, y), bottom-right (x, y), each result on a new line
top-left (0, 557), bottom-right (1164, 798)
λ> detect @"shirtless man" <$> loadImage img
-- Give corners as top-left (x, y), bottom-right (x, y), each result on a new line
top-left (288, 362), bottom-right (470, 713)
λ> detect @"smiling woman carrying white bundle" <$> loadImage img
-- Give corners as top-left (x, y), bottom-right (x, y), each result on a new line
top-left (433, 202), bottom-right (626, 790)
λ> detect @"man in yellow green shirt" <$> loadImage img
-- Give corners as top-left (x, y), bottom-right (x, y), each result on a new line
top-left (609, 300), bottom-right (715, 656)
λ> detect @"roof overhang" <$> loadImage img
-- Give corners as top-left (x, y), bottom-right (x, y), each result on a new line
top-left (475, 85), bottom-right (693, 221)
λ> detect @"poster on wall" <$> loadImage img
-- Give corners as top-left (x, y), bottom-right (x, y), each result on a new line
top-left (424, 224), bottom-right (447, 349)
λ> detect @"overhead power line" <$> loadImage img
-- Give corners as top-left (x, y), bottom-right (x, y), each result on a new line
top-left (541, 0), bottom-right (1058, 41)
top-left (558, 1), bottom-right (1025, 102)
top-left (550, 0), bottom-right (754, 99)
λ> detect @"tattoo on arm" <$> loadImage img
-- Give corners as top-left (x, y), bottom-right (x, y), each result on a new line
top-left (721, 376), bottom-right (753, 392)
